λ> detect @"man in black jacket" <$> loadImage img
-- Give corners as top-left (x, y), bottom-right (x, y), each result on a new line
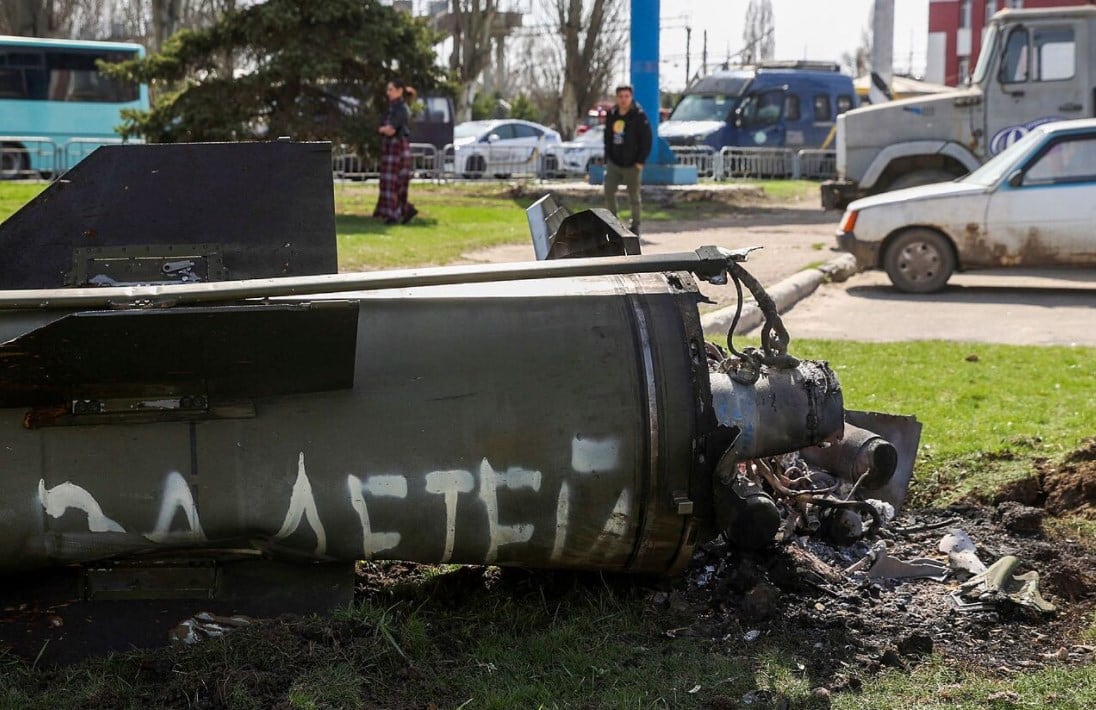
top-left (603, 85), bottom-right (653, 234)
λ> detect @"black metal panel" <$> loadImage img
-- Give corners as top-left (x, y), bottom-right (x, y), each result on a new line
top-left (547, 208), bottom-right (641, 259)
top-left (0, 142), bottom-right (338, 289)
top-left (0, 302), bottom-right (358, 407)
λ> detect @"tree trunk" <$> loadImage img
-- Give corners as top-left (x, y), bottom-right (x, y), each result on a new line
top-left (151, 0), bottom-right (183, 49)
top-left (449, 0), bottom-right (497, 122)
top-left (10, 0), bottom-right (52, 36)
top-left (548, 0), bottom-right (621, 138)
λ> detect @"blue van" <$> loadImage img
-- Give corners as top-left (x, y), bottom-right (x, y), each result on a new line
top-left (660, 61), bottom-right (856, 150)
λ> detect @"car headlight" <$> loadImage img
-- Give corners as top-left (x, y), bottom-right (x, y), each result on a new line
top-left (839, 210), bottom-right (858, 234)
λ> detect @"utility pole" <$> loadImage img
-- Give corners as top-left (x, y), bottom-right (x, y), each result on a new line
top-left (870, 0), bottom-right (895, 103)
top-left (702, 30), bottom-right (707, 75)
top-left (685, 26), bottom-right (692, 86)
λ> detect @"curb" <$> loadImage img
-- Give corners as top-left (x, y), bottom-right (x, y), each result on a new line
top-left (700, 252), bottom-right (859, 337)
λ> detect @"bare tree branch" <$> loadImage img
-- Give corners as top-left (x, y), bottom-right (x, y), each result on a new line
top-left (537, 0), bottom-right (623, 137)
top-left (742, 0), bottom-right (774, 65)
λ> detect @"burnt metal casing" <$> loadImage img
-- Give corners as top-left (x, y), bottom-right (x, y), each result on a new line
top-left (0, 142), bottom-right (337, 289)
top-left (0, 273), bottom-right (715, 576)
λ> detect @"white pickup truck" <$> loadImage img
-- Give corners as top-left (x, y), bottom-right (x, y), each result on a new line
top-left (822, 5), bottom-right (1096, 209)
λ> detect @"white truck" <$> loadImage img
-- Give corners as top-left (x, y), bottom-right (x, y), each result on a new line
top-left (822, 5), bottom-right (1096, 209)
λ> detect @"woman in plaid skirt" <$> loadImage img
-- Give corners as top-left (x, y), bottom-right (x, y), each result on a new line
top-left (374, 79), bottom-right (418, 225)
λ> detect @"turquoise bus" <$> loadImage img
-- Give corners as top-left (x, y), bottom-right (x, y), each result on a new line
top-left (0, 35), bottom-right (148, 177)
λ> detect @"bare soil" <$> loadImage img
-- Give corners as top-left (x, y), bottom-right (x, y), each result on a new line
top-left (1042, 439), bottom-right (1096, 518)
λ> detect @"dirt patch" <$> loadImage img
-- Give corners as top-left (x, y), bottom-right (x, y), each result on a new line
top-left (993, 440), bottom-right (1096, 518)
top-left (1042, 439), bottom-right (1096, 518)
top-left (664, 504), bottom-right (1096, 691)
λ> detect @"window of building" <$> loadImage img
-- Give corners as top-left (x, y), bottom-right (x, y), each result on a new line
top-left (959, 0), bottom-right (972, 29)
top-left (784, 94), bottom-right (801, 122)
top-left (813, 94), bottom-right (832, 122)
top-left (958, 56), bottom-right (971, 83)
top-left (1007, 0), bottom-right (1023, 9)
top-left (985, 0), bottom-right (997, 26)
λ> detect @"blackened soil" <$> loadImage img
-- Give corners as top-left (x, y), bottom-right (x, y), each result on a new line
top-left (668, 504), bottom-right (1096, 690)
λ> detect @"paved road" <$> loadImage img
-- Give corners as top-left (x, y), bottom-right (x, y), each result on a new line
top-left (461, 203), bottom-right (839, 310)
top-left (462, 205), bottom-right (1096, 347)
top-left (776, 269), bottom-right (1096, 346)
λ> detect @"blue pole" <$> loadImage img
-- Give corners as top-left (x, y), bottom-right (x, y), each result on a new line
top-left (589, 0), bottom-right (695, 184)
top-left (630, 0), bottom-right (675, 164)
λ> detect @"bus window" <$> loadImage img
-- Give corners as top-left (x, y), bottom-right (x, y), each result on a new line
top-left (0, 48), bottom-right (137, 102)
top-left (836, 95), bottom-right (854, 114)
top-left (813, 94), bottom-right (832, 122)
top-left (49, 51), bottom-right (138, 102)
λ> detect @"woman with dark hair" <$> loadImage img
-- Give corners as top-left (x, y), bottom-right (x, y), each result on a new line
top-left (374, 79), bottom-right (418, 225)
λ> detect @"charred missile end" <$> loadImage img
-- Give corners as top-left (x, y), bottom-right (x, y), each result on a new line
top-left (713, 463), bottom-right (781, 550)
top-left (862, 439), bottom-right (899, 489)
top-left (801, 424), bottom-right (900, 490)
top-left (710, 360), bottom-right (845, 461)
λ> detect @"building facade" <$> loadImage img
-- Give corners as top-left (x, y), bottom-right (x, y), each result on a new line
top-left (926, 0), bottom-right (1092, 86)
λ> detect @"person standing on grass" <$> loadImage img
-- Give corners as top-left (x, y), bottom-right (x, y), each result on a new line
top-left (603, 84), bottom-right (652, 235)
top-left (374, 79), bottom-right (418, 225)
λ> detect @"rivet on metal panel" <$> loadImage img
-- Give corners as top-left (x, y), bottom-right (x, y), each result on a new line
top-left (672, 491), bottom-right (694, 516)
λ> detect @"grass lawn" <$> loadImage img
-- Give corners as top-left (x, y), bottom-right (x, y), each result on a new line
top-left (1, 339), bottom-right (1093, 709)
top-left (784, 339), bottom-right (1096, 507)
top-left (0, 179), bottom-right (817, 271)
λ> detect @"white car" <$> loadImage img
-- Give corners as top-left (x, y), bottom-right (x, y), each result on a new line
top-left (837, 119), bottom-right (1096, 293)
top-left (450, 119), bottom-right (561, 178)
top-left (543, 125), bottom-right (605, 177)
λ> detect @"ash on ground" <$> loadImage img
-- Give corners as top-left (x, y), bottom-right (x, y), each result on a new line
top-left (663, 503), bottom-right (1095, 688)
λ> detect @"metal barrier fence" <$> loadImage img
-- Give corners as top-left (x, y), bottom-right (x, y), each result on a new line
top-left (714, 147), bottom-right (837, 181)
top-left (333, 143), bottom-right (442, 180)
top-left (0, 136), bottom-right (58, 178)
top-left (0, 136), bottom-right (141, 179)
top-left (445, 143), bottom-right (554, 180)
top-left (669, 146), bottom-right (717, 177)
top-left (332, 143), bottom-right (584, 182)
top-left (717, 147), bottom-right (795, 179)
top-left (61, 137), bottom-right (125, 174)
top-left (794, 149), bottom-right (837, 180)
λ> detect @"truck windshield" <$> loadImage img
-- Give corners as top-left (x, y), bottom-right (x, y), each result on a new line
top-left (971, 24), bottom-right (998, 85)
top-left (962, 127), bottom-right (1045, 186)
top-left (669, 94), bottom-right (737, 122)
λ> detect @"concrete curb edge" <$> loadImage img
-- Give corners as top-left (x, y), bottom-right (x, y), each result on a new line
top-left (700, 252), bottom-right (859, 337)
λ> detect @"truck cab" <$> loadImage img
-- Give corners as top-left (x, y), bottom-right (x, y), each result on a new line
top-left (823, 5), bottom-right (1096, 209)
top-left (659, 61), bottom-right (857, 151)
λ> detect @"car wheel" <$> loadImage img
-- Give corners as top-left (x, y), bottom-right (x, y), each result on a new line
top-left (542, 155), bottom-right (559, 177)
top-left (886, 168), bottom-right (958, 191)
top-left (0, 144), bottom-right (28, 179)
top-left (463, 155), bottom-right (486, 179)
top-left (883, 228), bottom-right (955, 293)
